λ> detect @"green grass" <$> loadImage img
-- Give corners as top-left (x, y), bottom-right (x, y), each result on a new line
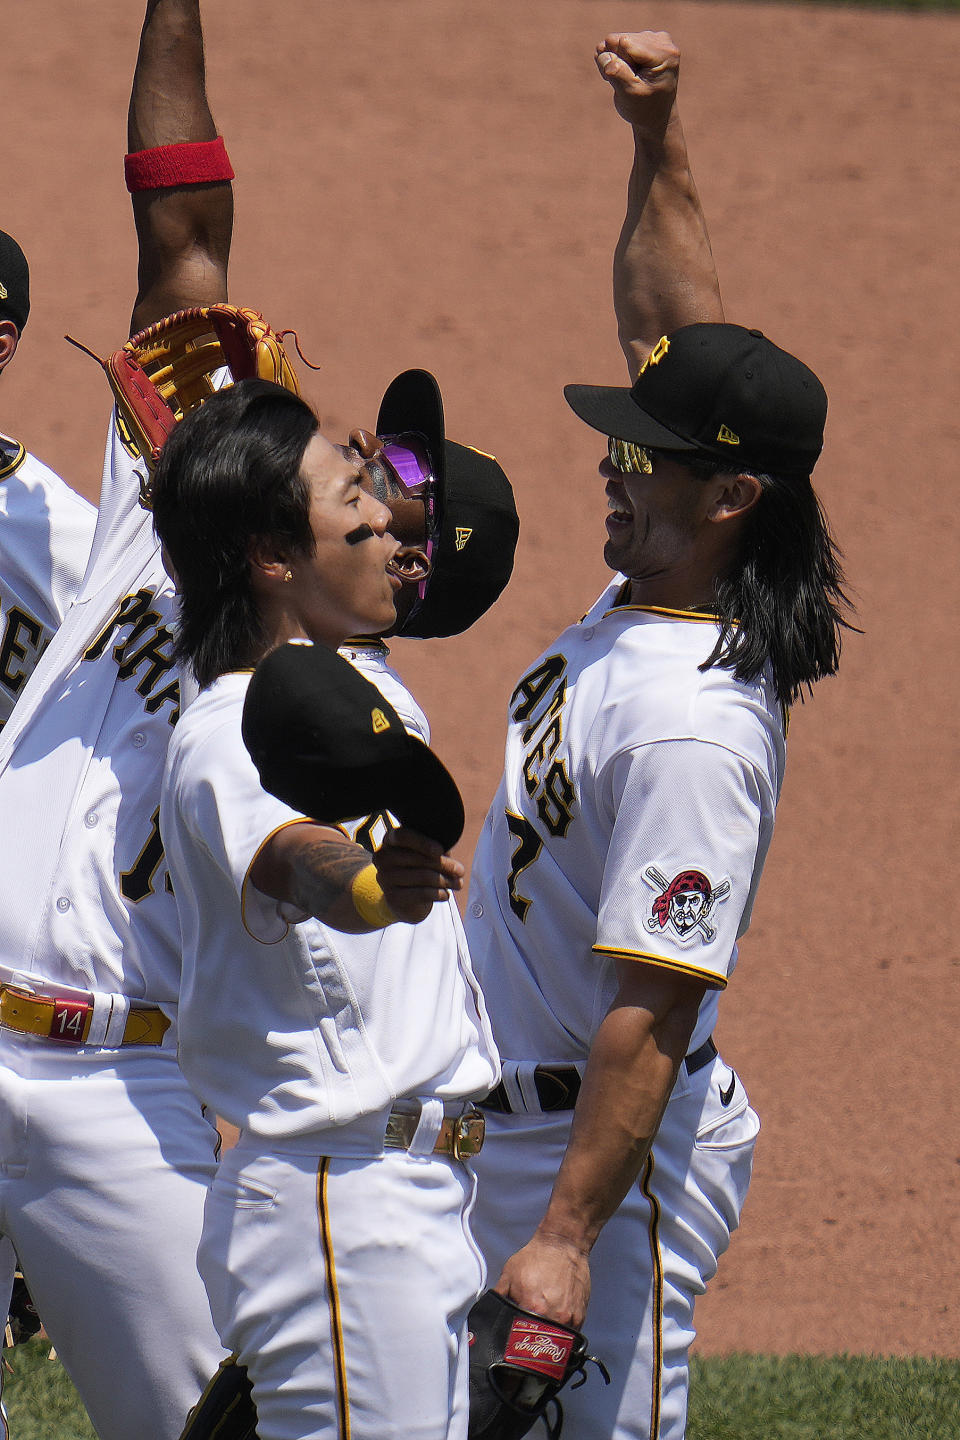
top-left (3, 1343), bottom-right (959, 1439)
top-left (2, 1340), bottom-right (95, 1439)
top-left (688, 1354), bottom-right (960, 1440)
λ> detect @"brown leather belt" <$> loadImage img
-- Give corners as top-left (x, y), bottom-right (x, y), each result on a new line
top-left (479, 1037), bottom-right (718, 1115)
top-left (0, 986), bottom-right (170, 1048)
top-left (383, 1105), bottom-right (485, 1159)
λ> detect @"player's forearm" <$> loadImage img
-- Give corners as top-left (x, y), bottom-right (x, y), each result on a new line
top-left (128, 0), bottom-right (216, 151)
top-left (615, 112), bottom-right (723, 382)
top-left (251, 828), bottom-right (378, 935)
top-left (535, 1000), bottom-right (690, 1251)
top-left (251, 822), bottom-right (462, 934)
top-left (286, 835), bottom-right (382, 934)
top-left (493, 984), bottom-right (699, 1328)
top-left (128, 0), bottom-right (232, 332)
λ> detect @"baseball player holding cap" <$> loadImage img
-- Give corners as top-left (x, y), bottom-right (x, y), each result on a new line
top-left (0, 4), bottom-right (235, 1435)
top-left (0, 230), bottom-right (97, 727)
top-left (466, 32), bottom-right (852, 1440)
top-left (166, 366), bottom-right (520, 1440)
top-left (148, 376), bottom-right (507, 1440)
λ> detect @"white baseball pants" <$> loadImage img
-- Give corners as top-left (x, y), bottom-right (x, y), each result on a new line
top-left (470, 1052), bottom-right (759, 1440)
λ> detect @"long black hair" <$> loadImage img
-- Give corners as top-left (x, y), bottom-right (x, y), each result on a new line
top-left (682, 455), bottom-right (854, 707)
top-left (150, 378), bottom-right (319, 688)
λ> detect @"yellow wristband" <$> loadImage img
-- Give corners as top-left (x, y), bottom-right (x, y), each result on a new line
top-left (351, 863), bottom-right (398, 928)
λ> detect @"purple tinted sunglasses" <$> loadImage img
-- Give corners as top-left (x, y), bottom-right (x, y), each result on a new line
top-left (378, 432), bottom-right (439, 601)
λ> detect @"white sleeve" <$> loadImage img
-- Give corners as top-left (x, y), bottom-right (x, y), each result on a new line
top-left (594, 738), bottom-right (770, 988)
top-left (178, 716), bottom-right (310, 945)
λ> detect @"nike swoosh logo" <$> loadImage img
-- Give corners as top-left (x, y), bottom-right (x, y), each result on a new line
top-left (719, 1072), bottom-right (736, 1107)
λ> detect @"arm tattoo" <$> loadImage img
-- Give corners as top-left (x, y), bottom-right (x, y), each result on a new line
top-left (287, 837), bottom-right (368, 923)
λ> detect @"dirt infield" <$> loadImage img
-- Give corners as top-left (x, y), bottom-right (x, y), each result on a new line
top-left (4, 0), bottom-right (957, 1360)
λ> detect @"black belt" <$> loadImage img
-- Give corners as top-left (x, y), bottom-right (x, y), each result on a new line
top-left (479, 1037), bottom-right (718, 1115)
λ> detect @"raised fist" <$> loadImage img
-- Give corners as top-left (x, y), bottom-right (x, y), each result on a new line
top-left (595, 31), bottom-right (681, 131)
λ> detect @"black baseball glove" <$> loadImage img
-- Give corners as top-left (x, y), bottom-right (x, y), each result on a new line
top-left (4, 1272), bottom-right (42, 1347)
top-left (467, 1289), bottom-right (609, 1440)
top-left (179, 1357), bottom-right (259, 1440)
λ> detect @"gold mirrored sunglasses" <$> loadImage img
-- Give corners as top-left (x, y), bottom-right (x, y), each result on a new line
top-left (607, 436), bottom-right (653, 475)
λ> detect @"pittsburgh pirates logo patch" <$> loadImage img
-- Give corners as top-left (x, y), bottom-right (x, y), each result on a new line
top-left (643, 866), bottom-right (730, 944)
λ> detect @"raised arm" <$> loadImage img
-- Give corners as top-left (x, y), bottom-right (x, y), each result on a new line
top-left (127, 0), bottom-right (233, 334)
top-left (596, 31), bottom-right (723, 381)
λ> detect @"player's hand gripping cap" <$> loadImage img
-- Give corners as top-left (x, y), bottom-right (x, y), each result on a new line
top-left (242, 641), bottom-right (465, 850)
top-left (376, 369), bottom-right (519, 638)
top-left (100, 303), bottom-right (301, 478)
top-left (467, 1289), bottom-right (609, 1440)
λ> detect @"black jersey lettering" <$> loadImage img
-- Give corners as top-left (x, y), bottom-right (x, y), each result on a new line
top-left (83, 589), bottom-right (180, 723)
top-left (505, 811), bottom-right (543, 923)
top-left (510, 655), bottom-right (566, 726)
top-left (535, 759), bottom-right (576, 838)
top-left (522, 715), bottom-right (563, 797)
top-left (0, 606), bottom-right (45, 697)
top-left (120, 808), bottom-right (166, 903)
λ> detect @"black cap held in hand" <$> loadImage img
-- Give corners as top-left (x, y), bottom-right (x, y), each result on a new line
top-left (241, 641), bottom-right (465, 850)
top-left (565, 323), bottom-right (827, 478)
top-left (0, 231), bottom-right (30, 333)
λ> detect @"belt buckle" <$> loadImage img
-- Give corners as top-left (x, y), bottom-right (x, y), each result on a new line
top-left (384, 1112), bottom-right (412, 1150)
top-left (452, 1108), bottom-right (485, 1160)
top-left (47, 996), bottom-right (93, 1045)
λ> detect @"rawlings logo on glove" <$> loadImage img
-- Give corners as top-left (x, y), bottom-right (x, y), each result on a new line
top-left (467, 1289), bottom-right (609, 1440)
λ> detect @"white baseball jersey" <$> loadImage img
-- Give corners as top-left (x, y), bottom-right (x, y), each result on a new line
top-left (0, 434), bottom-right (96, 727)
top-left (468, 577), bottom-right (785, 1064)
top-left (165, 644), bottom-right (496, 1439)
top-left (0, 419), bottom-right (183, 1003)
top-left (0, 414), bottom-right (225, 1440)
top-left (467, 577), bottom-right (780, 1440)
top-left (162, 661), bottom-right (499, 1144)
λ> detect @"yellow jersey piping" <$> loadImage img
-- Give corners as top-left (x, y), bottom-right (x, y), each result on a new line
top-left (592, 945), bottom-right (727, 991)
top-left (602, 603), bottom-right (720, 623)
top-left (317, 1158), bottom-right (351, 1440)
top-left (640, 1152), bottom-right (664, 1438)
top-left (0, 441), bottom-right (26, 481)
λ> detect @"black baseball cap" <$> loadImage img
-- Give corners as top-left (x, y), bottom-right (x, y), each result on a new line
top-left (376, 369), bottom-right (519, 638)
top-left (0, 231), bottom-right (29, 333)
top-left (564, 323), bottom-right (826, 478)
top-left (241, 640), bottom-right (465, 850)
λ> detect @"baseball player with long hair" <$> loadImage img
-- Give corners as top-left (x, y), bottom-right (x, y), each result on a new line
top-left (466, 32), bottom-right (853, 1440)
top-left (164, 364), bottom-right (519, 1440)
top-left (0, 4), bottom-right (234, 1435)
top-left (148, 377), bottom-right (505, 1440)
top-left (0, 233), bottom-right (97, 726)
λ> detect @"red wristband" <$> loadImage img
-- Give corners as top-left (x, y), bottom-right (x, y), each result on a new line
top-left (124, 137), bottom-right (234, 193)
